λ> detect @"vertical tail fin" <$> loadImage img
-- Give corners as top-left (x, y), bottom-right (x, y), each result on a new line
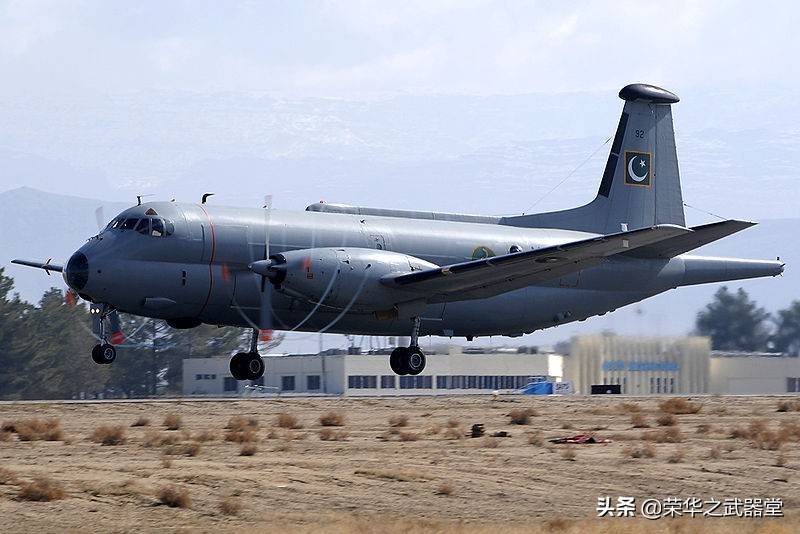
top-left (503, 84), bottom-right (686, 234)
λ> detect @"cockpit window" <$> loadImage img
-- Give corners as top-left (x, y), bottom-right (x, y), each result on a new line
top-left (135, 218), bottom-right (150, 235)
top-left (121, 218), bottom-right (139, 230)
top-left (151, 218), bottom-right (164, 237)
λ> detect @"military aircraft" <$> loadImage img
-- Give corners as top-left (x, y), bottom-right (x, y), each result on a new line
top-left (12, 83), bottom-right (784, 381)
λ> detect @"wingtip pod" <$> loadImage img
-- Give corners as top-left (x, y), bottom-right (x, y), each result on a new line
top-left (681, 256), bottom-right (785, 286)
top-left (619, 83), bottom-right (679, 104)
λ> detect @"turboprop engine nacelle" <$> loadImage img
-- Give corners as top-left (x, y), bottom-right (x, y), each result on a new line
top-left (258, 247), bottom-right (437, 313)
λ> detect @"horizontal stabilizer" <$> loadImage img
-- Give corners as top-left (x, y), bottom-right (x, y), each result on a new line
top-left (625, 220), bottom-right (756, 258)
top-left (383, 224), bottom-right (691, 302)
top-left (11, 258), bottom-right (63, 274)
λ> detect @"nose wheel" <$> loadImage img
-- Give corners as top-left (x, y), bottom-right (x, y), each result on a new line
top-left (91, 343), bottom-right (116, 364)
top-left (389, 317), bottom-right (426, 376)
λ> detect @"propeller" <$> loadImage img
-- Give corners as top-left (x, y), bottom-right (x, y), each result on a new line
top-left (258, 195), bottom-right (274, 344)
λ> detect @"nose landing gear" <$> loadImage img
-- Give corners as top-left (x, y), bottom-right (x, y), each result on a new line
top-left (389, 317), bottom-right (426, 376)
top-left (230, 329), bottom-right (266, 381)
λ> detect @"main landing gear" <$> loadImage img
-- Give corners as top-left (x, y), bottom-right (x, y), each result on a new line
top-left (389, 317), bottom-right (426, 376)
top-left (230, 329), bottom-right (266, 381)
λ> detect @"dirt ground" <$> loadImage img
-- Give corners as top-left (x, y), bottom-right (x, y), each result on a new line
top-left (0, 395), bottom-right (798, 533)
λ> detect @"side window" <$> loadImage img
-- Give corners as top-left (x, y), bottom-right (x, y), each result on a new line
top-left (151, 218), bottom-right (165, 237)
top-left (164, 219), bottom-right (175, 236)
top-left (121, 218), bottom-right (139, 230)
top-left (135, 218), bottom-right (150, 235)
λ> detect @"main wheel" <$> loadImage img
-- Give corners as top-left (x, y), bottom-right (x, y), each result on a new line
top-left (91, 343), bottom-right (116, 364)
top-left (406, 346), bottom-right (426, 376)
top-left (243, 353), bottom-right (265, 380)
top-left (230, 352), bottom-right (249, 381)
top-left (389, 347), bottom-right (409, 375)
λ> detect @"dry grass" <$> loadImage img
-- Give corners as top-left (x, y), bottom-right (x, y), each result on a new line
top-left (160, 455), bottom-right (172, 469)
top-left (659, 398), bottom-right (702, 415)
top-left (630, 413), bottom-right (649, 428)
top-left (642, 427), bottom-right (684, 443)
top-left (239, 443), bottom-right (258, 456)
top-left (708, 445), bottom-right (722, 459)
top-left (0, 430), bottom-right (12, 442)
top-left (666, 447), bottom-right (685, 463)
top-left (527, 431), bottom-right (544, 446)
top-left (319, 411), bottom-right (345, 427)
top-left (656, 414), bottom-right (678, 427)
top-left (165, 442), bottom-right (202, 457)
top-left (142, 431), bottom-right (179, 448)
top-left (1, 421), bottom-right (17, 432)
top-left (617, 402), bottom-right (641, 413)
top-left (435, 482), bottom-right (454, 496)
top-left (219, 496), bottom-right (242, 515)
top-left (192, 430), bottom-right (216, 442)
top-left (398, 431), bottom-right (420, 442)
top-left (226, 415), bottom-right (259, 431)
top-left (560, 447), bottom-right (576, 461)
top-left (319, 428), bottom-right (349, 441)
top-left (90, 425), bottom-right (126, 446)
top-left (696, 423), bottom-right (712, 434)
top-left (443, 427), bottom-right (463, 440)
top-left (158, 485), bottom-right (190, 508)
top-left (18, 477), bottom-right (65, 501)
top-left (224, 427), bottom-right (258, 443)
top-left (622, 443), bottom-right (656, 459)
top-left (131, 416), bottom-right (150, 427)
top-left (446, 418), bottom-right (461, 428)
top-left (508, 408), bottom-right (537, 425)
top-left (0, 467), bottom-right (17, 485)
top-left (13, 418), bottom-right (64, 441)
top-left (388, 415), bottom-right (409, 427)
top-left (163, 413), bottom-right (182, 431)
top-left (275, 412), bottom-right (303, 429)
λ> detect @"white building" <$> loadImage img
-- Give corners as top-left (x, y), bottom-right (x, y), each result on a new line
top-left (182, 345), bottom-right (563, 396)
top-left (710, 351), bottom-right (800, 394)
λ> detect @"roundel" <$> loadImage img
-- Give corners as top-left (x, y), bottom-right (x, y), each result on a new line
top-left (471, 246), bottom-right (496, 259)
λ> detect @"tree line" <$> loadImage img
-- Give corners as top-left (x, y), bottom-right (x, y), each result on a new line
top-left (695, 286), bottom-right (800, 354)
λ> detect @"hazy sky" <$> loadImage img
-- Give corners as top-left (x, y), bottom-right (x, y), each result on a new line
top-left (1, 0), bottom-right (798, 98)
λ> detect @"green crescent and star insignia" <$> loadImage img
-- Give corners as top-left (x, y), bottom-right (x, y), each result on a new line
top-left (624, 151), bottom-right (652, 187)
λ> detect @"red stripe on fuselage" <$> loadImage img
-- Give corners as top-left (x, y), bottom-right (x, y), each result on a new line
top-left (198, 205), bottom-right (216, 316)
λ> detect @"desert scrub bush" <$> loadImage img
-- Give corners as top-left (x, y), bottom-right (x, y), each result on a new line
top-left (630, 413), bottom-right (649, 428)
top-left (426, 424), bottom-right (442, 435)
top-left (18, 477), bottom-right (65, 501)
top-left (0, 430), bottom-right (12, 442)
top-left (622, 443), bottom-right (657, 459)
top-left (192, 430), bottom-right (216, 442)
top-left (398, 431), bottom-right (420, 442)
top-left (0, 467), bottom-right (17, 484)
top-left (446, 418), bottom-right (461, 428)
top-left (225, 426), bottom-right (258, 443)
top-left (659, 398), bottom-right (701, 415)
top-left (319, 428), bottom-right (349, 441)
top-left (1, 421), bottom-right (16, 432)
top-left (239, 443), bottom-right (258, 456)
top-left (642, 427), bottom-right (684, 443)
top-left (226, 415), bottom-right (259, 431)
top-left (656, 414), bottom-right (678, 427)
top-left (666, 447), bottom-right (685, 463)
top-left (696, 423), bottom-right (712, 434)
top-left (90, 425), bottom-right (126, 446)
top-left (142, 431), bottom-right (179, 448)
top-left (15, 418), bottom-right (64, 441)
top-left (508, 408), bottom-right (537, 425)
top-left (131, 416), bottom-right (150, 427)
top-left (158, 485), bottom-right (190, 508)
top-left (617, 402), bottom-right (641, 413)
top-left (560, 447), bottom-right (576, 461)
top-left (708, 445), bottom-right (722, 459)
top-left (435, 482), bottom-right (454, 496)
top-left (163, 413), bottom-right (182, 430)
top-left (165, 442), bottom-right (202, 457)
top-left (275, 413), bottom-right (303, 429)
top-left (319, 411), bottom-right (345, 427)
top-left (776, 400), bottom-right (800, 412)
top-left (443, 427), bottom-right (463, 440)
top-left (219, 495), bottom-right (242, 515)
top-left (388, 415), bottom-right (409, 427)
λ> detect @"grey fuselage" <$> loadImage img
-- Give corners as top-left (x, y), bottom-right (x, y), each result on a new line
top-left (66, 201), bottom-right (720, 338)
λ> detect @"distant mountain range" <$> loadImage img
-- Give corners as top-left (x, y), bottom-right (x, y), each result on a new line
top-left (1, 187), bottom-right (796, 348)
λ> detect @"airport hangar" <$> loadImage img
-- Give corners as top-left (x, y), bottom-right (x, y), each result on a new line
top-left (183, 335), bottom-right (800, 397)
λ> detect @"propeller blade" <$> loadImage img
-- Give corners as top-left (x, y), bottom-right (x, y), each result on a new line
top-left (259, 194), bottom-right (274, 333)
top-left (94, 206), bottom-right (105, 232)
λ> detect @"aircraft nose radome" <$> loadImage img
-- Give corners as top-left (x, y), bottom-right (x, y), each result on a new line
top-left (65, 251), bottom-right (89, 291)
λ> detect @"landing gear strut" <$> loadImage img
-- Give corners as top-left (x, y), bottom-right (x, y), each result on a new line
top-left (230, 329), bottom-right (265, 381)
top-left (389, 317), bottom-right (426, 376)
top-left (91, 305), bottom-right (116, 365)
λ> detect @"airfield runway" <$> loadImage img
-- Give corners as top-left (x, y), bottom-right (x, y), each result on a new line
top-left (0, 395), bottom-right (797, 533)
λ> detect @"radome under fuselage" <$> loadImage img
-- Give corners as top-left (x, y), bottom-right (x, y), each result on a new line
top-left (69, 201), bottom-right (695, 338)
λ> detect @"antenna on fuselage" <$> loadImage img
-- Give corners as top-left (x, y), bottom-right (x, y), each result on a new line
top-left (202, 193), bottom-right (214, 204)
top-left (136, 194), bottom-right (154, 206)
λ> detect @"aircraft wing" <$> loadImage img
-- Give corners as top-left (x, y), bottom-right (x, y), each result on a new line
top-left (382, 224), bottom-right (692, 301)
